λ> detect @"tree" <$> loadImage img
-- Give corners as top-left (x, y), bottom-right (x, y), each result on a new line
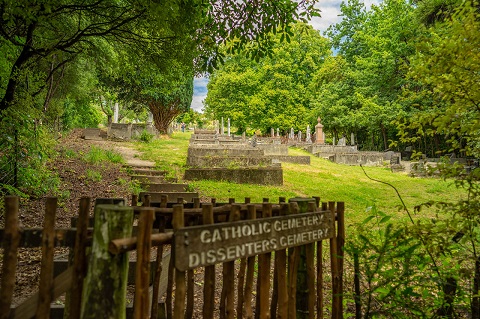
top-left (317, 0), bottom-right (418, 150)
top-left (0, 0), bottom-right (320, 117)
top-left (205, 22), bottom-right (330, 134)
top-left (400, 0), bottom-right (480, 157)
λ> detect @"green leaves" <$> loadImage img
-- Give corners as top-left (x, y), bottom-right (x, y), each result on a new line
top-left (204, 22), bottom-right (330, 133)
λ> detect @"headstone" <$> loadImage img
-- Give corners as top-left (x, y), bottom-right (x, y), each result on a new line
top-left (298, 131), bottom-right (302, 142)
top-left (215, 120), bottom-right (219, 134)
top-left (113, 102), bottom-right (119, 123)
top-left (315, 117), bottom-right (325, 144)
top-left (277, 128), bottom-right (280, 137)
top-left (333, 137), bottom-right (336, 146)
top-left (227, 118), bottom-right (231, 136)
top-left (338, 136), bottom-right (346, 146)
top-left (271, 128), bottom-right (275, 138)
top-left (306, 125), bottom-right (311, 142)
top-left (290, 128), bottom-right (294, 140)
top-left (251, 134), bottom-right (257, 147)
top-left (221, 117), bottom-right (224, 135)
top-left (147, 112), bottom-right (153, 124)
top-left (351, 133), bottom-right (355, 146)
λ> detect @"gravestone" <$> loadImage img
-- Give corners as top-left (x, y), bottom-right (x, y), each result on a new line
top-left (298, 131), bottom-right (302, 142)
top-left (221, 117), bottom-right (224, 135)
top-left (147, 112), bottom-right (153, 124)
top-left (290, 128), bottom-right (294, 140)
top-left (315, 117), bottom-right (325, 144)
top-left (351, 133), bottom-right (355, 146)
top-left (271, 128), bottom-right (275, 138)
top-left (251, 134), bottom-right (257, 147)
top-left (338, 136), bottom-right (346, 146)
top-left (113, 102), bottom-right (119, 123)
top-left (277, 128), bottom-right (280, 137)
top-left (227, 118), bottom-right (231, 136)
top-left (306, 125), bottom-right (311, 143)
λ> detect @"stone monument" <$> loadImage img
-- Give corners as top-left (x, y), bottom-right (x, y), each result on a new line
top-left (315, 117), bottom-right (325, 144)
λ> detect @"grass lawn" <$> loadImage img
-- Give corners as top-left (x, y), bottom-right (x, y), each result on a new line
top-left (135, 132), bottom-right (467, 225)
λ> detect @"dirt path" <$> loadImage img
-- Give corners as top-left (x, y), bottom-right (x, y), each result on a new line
top-left (88, 140), bottom-right (156, 168)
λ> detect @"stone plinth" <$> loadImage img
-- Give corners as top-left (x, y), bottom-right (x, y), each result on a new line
top-left (187, 156), bottom-right (272, 168)
top-left (83, 128), bottom-right (103, 141)
top-left (315, 117), bottom-right (325, 144)
top-left (184, 167), bottom-right (283, 185)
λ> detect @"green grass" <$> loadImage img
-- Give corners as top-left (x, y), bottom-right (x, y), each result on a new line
top-left (83, 146), bottom-right (125, 165)
top-left (135, 132), bottom-right (467, 224)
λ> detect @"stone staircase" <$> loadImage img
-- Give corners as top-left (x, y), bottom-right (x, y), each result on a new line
top-left (127, 166), bottom-right (199, 205)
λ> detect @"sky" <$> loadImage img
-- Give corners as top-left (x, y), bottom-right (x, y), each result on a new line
top-left (191, 0), bottom-right (381, 112)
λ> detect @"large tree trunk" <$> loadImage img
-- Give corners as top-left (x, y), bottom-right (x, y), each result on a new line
top-left (149, 99), bottom-right (183, 134)
top-left (0, 24), bottom-right (36, 115)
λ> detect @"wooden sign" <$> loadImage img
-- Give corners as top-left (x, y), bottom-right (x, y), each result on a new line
top-left (174, 211), bottom-right (333, 271)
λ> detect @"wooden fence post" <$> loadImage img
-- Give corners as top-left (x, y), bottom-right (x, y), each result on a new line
top-left (36, 197), bottom-right (58, 318)
top-left (67, 197), bottom-right (91, 319)
top-left (289, 198), bottom-right (316, 319)
top-left (151, 213), bottom-right (167, 319)
top-left (202, 204), bottom-right (215, 318)
top-left (275, 203), bottom-right (290, 319)
top-left (81, 204), bottom-right (133, 319)
top-left (134, 208), bottom-right (154, 319)
top-left (173, 204), bottom-right (186, 319)
top-left (244, 204), bottom-right (257, 319)
top-left (328, 202), bottom-right (340, 319)
top-left (0, 196), bottom-right (20, 319)
top-left (288, 201), bottom-right (300, 319)
top-left (336, 202), bottom-right (345, 319)
top-left (258, 203), bottom-right (272, 319)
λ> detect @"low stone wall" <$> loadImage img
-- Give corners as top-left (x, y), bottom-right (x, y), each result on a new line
top-left (108, 123), bottom-right (132, 140)
top-left (256, 144), bottom-right (289, 156)
top-left (267, 155), bottom-right (310, 165)
top-left (83, 128), bottom-right (104, 140)
top-left (188, 147), bottom-right (265, 158)
top-left (131, 123), bottom-right (157, 139)
top-left (107, 123), bottom-right (157, 140)
top-left (187, 156), bottom-right (272, 168)
top-left (194, 129), bottom-right (216, 134)
top-left (308, 144), bottom-right (358, 154)
top-left (184, 167), bottom-right (283, 185)
top-left (321, 152), bottom-right (385, 166)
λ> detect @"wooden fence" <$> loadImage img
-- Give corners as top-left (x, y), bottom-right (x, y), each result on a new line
top-left (0, 195), bottom-right (345, 319)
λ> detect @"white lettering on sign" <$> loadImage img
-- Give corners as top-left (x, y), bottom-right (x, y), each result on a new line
top-left (199, 222), bottom-right (272, 243)
top-left (175, 211), bottom-right (333, 271)
top-left (189, 238), bottom-right (278, 268)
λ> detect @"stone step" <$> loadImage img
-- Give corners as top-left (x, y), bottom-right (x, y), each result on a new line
top-left (131, 175), bottom-right (172, 184)
top-left (141, 183), bottom-right (189, 193)
top-left (130, 168), bottom-right (168, 176)
top-left (139, 192), bottom-right (199, 203)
